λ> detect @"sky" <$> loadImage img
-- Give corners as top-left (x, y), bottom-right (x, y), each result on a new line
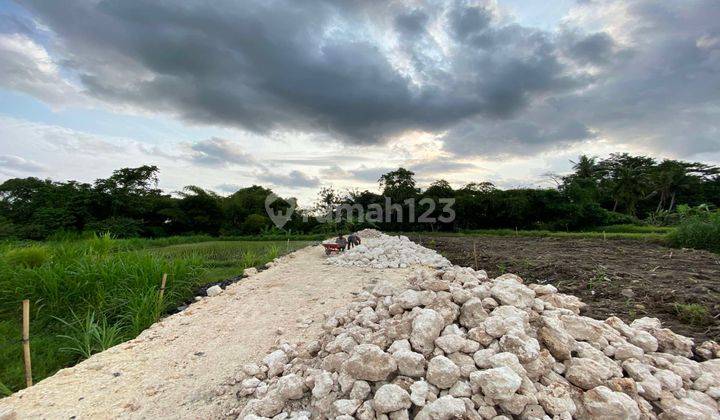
top-left (0, 0), bottom-right (719, 204)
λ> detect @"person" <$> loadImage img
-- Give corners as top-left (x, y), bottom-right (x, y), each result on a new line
top-left (347, 232), bottom-right (361, 248)
top-left (335, 234), bottom-right (348, 251)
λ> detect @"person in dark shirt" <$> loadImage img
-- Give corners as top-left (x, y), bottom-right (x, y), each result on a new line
top-left (335, 234), bottom-right (348, 250)
top-left (347, 232), bottom-right (361, 248)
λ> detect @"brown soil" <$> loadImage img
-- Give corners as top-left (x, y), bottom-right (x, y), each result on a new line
top-left (411, 236), bottom-right (720, 343)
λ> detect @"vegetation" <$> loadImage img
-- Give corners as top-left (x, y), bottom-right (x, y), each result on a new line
top-left (0, 235), bottom-right (311, 393)
top-left (669, 210), bottom-right (720, 253)
top-left (0, 154), bottom-right (718, 242)
top-left (673, 303), bottom-right (711, 327)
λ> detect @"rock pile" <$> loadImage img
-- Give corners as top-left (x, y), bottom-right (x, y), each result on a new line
top-left (356, 229), bottom-right (384, 239)
top-left (327, 233), bottom-right (450, 269)
top-left (233, 267), bottom-right (720, 419)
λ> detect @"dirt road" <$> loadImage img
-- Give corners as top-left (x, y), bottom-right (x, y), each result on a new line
top-left (0, 245), bottom-right (412, 419)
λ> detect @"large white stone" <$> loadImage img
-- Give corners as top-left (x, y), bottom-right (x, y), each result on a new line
top-left (583, 386), bottom-right (641, 420)
top-left (410, 308), bottom-right (446, 354)
top-left (414, 396), bottom-right (466, 420)
top-left (426, 356), bottom-right (461, 389)
top-left (373, 384), bottom-right (411, 414)
top-left (342, 344), bottom-right (397, 381)
top-left (393, 349), bottom-right (426, 377)
top-left (470, 366), bottom-right (522, 400)
top-left (490, 278), bottom-right (535, 308)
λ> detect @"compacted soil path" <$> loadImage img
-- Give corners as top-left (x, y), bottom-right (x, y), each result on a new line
top-left (0, 245), bottom-right (412, 419)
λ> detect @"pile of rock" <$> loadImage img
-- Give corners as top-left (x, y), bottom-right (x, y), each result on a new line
top-left (327, 233), bottom-right (450, 269)
top-left (233, 267), bottom-right (720, 420)
top-left (356, 229), bottom-right (384, 239)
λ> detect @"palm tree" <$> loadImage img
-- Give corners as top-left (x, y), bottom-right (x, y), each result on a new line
top-left (570, 155), bottom-right (599, 179)
top-left (602, 153), bottom-right (655, 215)
top-left (651, 160), bottom-right (692, 212)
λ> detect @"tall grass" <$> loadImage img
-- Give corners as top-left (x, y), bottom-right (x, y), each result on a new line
top-left (669, 213), bottom-right (720, 253)
top-left (0, 236), bottom-right (311, 392)
top-left (591, 224), bottom-right (675, 234)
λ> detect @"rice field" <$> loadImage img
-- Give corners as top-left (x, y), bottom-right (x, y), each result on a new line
top-left (0, 235), bottom-right (313, 394)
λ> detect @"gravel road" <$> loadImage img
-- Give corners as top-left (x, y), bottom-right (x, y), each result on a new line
top-left (0, 245), bottom-right (412, 419)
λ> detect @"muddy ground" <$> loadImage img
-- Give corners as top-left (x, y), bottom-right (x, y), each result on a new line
top-left (411, 236), bottom-right (720, 343)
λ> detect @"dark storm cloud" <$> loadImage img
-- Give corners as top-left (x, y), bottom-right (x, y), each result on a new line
top-left (566, 32), bottom-right (617, 65)
top-left (16, 0), bottom-right (586, 144)
top-left (9, 0), bottom-right (720, 158)
top-left (443, 111), bottom-right (596, 157)
top-left (444, 0), bottom-right (720, 158)
top-left (448, 5), bottom-right (492, 44)
top-left (394, 10), bottom-right (429, 36)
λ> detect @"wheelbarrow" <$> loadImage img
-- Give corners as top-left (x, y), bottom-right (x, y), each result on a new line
top-left (322, 243), bottom-right (343, 255)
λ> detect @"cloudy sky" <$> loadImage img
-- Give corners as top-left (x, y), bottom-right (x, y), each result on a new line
top-left (1, 0), bottom-right (718, 203)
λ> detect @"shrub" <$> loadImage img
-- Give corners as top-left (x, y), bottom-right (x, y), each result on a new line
top-left (3, 246), bottom-right (50, 268)
top-left (56, 312), bottom-right (124, 359)
top-left (86, 217), bottom-right (143, 238)
top-left (0, 217), bottom-right (16, 240)
top-left (669, 212), bottom-right (720, 252)
top-left (242, 214), bottom-right (270, 234)
top-left (600, 210), bottom-right (638, 226)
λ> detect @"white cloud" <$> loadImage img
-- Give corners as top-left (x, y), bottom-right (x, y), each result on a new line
top-left (0, 33), bottom-right (82, 105)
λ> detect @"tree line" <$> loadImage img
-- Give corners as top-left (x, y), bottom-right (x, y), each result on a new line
top-left (0, 153), bottom-right (718, 239)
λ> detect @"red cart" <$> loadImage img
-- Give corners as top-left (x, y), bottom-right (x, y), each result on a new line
top-left (322, 243), bottom-right (343, 255)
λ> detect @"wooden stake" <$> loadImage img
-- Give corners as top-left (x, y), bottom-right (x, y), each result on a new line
top-left (159, 273), bottom-right (167, 300)
top-left (473, 241), bottom-right (479, 269)
top-left (22, 299), bottom-right (32, 388)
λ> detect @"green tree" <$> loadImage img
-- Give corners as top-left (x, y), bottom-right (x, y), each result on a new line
top-left (242, 214), bottom-right (270, 234)
top-left (600, 153), bottom-right (655, 215)
top-left (222, 185), bottom-right (275, 234)
top-left (378, 168), bottom-right (418, 202)
top-left (175, 186), bottom-right (223, 235)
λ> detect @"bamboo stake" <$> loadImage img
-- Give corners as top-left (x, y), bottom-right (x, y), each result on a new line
top-left (473, 241), bottom-right (479, 269)
top-left (22, 299), bottom-right (32, 388)
top-left (159, 273), bottom-right (167, 300)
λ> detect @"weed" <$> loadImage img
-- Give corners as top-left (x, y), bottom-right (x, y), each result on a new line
top-left (266, 245), bottom-right (280, 261)
top-left (518, 258), bottom-right (533, 270)
top-left (496, 262), bottom-right (507, 274)
top-left (56, 312), bottom-right (124, 359)
top-left (3, 246), bottom-right (50, 268)
top-left (0, 380), bottom-right (11, 397)
top-left (673, 303), bottom-right (710, 326)
top-left (587, 265), bottom-right (607, 290)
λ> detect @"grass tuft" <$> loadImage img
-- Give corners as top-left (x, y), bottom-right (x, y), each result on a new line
top-left (3, 246), bottom-right (51, 268)
top-left (673, 303), bottom-right (711, 326)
